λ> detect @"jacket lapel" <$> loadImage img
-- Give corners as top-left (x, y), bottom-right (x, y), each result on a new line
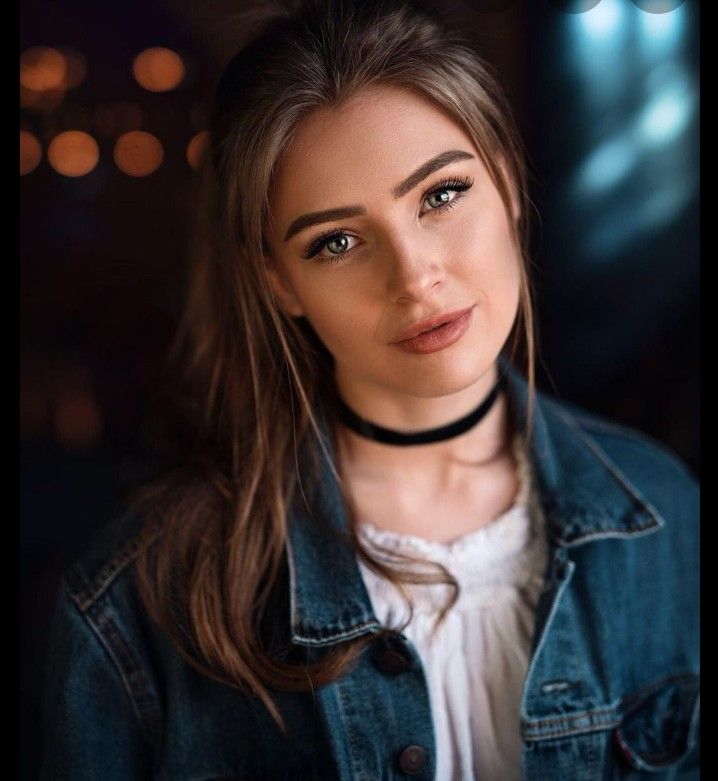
top-left (285, 356), bottom-right (665, 647)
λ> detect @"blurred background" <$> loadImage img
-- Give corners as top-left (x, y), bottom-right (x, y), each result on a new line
top-left (20, 0), bottom-right (698, 777)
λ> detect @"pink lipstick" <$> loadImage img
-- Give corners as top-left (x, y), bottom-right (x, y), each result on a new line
top-left (391, 305), bottom-right (475, 355)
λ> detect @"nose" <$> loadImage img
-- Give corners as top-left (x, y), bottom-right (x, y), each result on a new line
top-left (383, 229), bottom-right (445, 304)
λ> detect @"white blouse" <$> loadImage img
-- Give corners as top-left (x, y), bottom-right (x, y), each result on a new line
top-left (355, 434), bottom-right (549, 781)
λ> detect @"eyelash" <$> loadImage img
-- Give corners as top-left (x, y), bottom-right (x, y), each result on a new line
top-left (301, 175), bottom-right (474, 263)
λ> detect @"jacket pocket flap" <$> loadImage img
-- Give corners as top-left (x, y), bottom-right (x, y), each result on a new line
top-left (614, 673), bottom-right (700, 773)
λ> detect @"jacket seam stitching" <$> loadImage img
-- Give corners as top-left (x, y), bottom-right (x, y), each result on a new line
top-left (555, 525), bottom-right (662, 547)
top-left (566, 412), bottom-right (676, 450)
top-left (561, 406), bottom-right (693, 480)
top-left (68, 585), bottom-right (162, 753)
top-left (555, 408), bottom-right (667, 527)
top-left (292, 620), bottom-right (381, 645)
top-left (526, 705), bottom-right (619, 727)
top-left (336, 674), bottom-right (373, 781)
top-left (524, 717), bottom-right (622, 741)
top-left (522, 704), bottom-right (621, 740)
top-left (619, 671), bottom-right (700, 714)
top-left (71, 527), bottom-right (162, 611)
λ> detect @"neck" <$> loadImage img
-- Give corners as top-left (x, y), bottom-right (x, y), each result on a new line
top-left (333, 363), bottom-right (513, 486)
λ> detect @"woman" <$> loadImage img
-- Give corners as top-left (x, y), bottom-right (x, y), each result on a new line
top-left (40, 0), bottom-right (700, 779)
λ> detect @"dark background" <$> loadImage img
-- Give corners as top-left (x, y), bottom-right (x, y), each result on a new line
top-left (20, 1), bottom-right (699, 778)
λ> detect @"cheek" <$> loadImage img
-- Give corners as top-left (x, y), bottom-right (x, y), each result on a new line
top-left (299, 286), bottom-right (371, 357)
top-left (455, 204), bottom-right (521, 281)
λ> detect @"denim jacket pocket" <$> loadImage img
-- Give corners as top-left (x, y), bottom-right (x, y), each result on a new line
top-left (612, 673), bottom-right (700, 774)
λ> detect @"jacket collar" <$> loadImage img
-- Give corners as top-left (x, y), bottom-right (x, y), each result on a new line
top-left (285, 356), bottom-right (665, 646)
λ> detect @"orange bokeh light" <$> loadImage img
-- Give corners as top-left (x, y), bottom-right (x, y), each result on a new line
top-left (186, 131), bottom-right (209, 171)
top-left (20, 46), bottom-right (86, 113)
top-left (20, 131), bottom-right (42, 175)
top-left (54, 392), bottom-right (104, 451)
top-left (20, 46), bottom-right (66, 92)
top-left (113, 130), bottom-right (163, 177)
top-left (20, 83), bottom-right (66, 112)
top-left (47, 131), bottom-right (99, 177)
top-left (132, 47), bottom-right (185, 92)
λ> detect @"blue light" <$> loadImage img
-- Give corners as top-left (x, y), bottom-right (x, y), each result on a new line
top-left (637, 3), bottom-right (685, 55)
top-left (575, 0), bottom-right (624, 40)
top-left (637, 177), bottom-right (693, 230)
top-left (558, 0), bottom-right (697, 263)
top-left (584, 174), bottom-right (695, 261)
top-left (637, 79), bottom-right (694, 147)
top-left (577, 136), bottom-right (636, 194)
top-left (569, 0), bottom-right (629, 102)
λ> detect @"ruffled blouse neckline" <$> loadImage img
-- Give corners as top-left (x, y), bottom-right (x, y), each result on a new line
top-left (355, 433), bottom-right (547, 601)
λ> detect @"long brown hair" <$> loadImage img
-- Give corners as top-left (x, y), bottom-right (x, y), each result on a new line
top-left (132, 0), bottom-right (538, 733)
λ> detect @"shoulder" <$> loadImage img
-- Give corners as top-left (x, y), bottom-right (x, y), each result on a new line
top-left (43, 505), bottom-right (166, 752)
top-left (60, 505), bottom-right (151, 614)
top-left (552, 394), bottom-right (696, 481)
top-left (540, 392), bottom-right (699, 525)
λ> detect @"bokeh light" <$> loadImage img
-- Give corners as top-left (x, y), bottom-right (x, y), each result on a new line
top-left (575, 0), bottom-right (624, 39)
top-left (638, 66), bottom-right (695, 148)
top-left (20, 46), bottom-right (87, 114)
top-left (186, 130), bottom-right (209, 170)
top-left (20, 46), bottom-right (68, 112)
top-left (53, 391), bottom-right (104, 451)
top-left (132, 47), bottom-right (185, 92)
top-left (20, 46), bottom-right (66, 92)
top-left (20, 84), bottom-right (66, 112)
top-left (47, 130), bottom-right (99, 177)
top-left (113, 130), bottom-right (164, 176)
top-left (20, 131), bottom-right (42, 175)
top-left (576, 135), bottom-right (636, 195)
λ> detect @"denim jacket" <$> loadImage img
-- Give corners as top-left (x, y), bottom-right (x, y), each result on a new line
top-left (39, 358), bottom-right (700, 780)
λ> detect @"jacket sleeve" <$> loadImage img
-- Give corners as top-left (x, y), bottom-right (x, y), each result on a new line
top-left (39, 582), bottom-right (153, 780)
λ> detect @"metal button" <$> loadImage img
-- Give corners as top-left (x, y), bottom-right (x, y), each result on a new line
top-left (397, 745), bottom-right (427, 774)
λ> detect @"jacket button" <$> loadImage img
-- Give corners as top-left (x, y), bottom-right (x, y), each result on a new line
top-left (397, 745), bottom-right (427, 774)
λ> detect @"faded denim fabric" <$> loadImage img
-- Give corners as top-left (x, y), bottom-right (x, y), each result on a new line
top-left (39, 357), bottom-right (700, 780)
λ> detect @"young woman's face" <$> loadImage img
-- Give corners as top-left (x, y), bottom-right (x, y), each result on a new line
top-left (265, 83), bottom-right (522, 402)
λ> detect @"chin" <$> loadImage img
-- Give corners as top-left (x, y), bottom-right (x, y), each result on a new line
top-left (392, 358), bottom-right (492, 399)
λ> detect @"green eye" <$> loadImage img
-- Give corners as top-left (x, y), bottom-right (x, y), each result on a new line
top-left (422, 176), bottom-right (473, 213)
top-left (426, 189), bottom-right (452, 209)
top-left (325, 235), bottom-right (350, 255)
top-left (302, 174), bottom-right (474, 264)
top-left (302, 230), bottom-right (357, 261)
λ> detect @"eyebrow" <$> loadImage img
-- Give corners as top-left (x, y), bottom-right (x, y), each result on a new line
top-left (283, 149), bottom-right (475, 243)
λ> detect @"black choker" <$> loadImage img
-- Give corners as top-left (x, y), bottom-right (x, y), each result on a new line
top-left (336, 370), bottom-right (506, 446)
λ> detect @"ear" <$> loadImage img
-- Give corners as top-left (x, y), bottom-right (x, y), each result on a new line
top-left (265, 257), bottom-right (305, 318)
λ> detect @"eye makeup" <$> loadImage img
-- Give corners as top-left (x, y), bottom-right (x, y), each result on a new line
top-left (300, 175), bottom-right (474, 263)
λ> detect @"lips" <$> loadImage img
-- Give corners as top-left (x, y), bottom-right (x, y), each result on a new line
top-left (391, 306), bottom-right (475, 344)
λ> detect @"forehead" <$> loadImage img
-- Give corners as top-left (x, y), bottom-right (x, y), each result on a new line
top-left (270, 84), bottom-right (480, 217)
